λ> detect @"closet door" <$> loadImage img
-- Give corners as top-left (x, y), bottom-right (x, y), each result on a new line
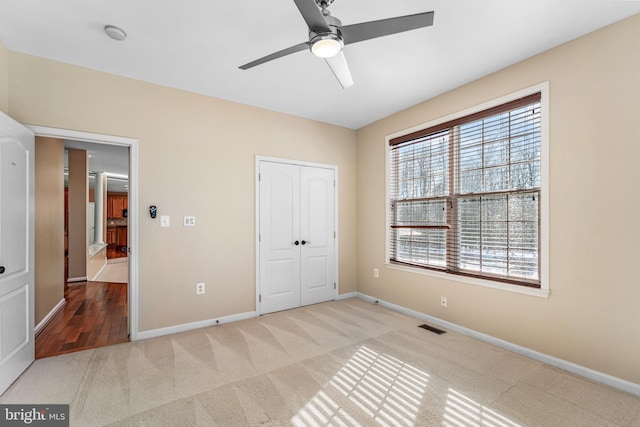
top-left (259, 161), bottom-right (301, 314)
top-left (300, 166), bottom-right (335, 306)
top-left (259, 160), bottom-right (336, 314)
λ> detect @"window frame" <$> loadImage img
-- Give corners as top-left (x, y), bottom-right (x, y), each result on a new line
top-left (385, 83), bottom-right (549, 298)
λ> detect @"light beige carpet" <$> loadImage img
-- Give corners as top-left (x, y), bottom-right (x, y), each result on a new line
top-left (95, 258), bottom-right (128, 283)
top-left (2, 298), bottom-right (639, 426)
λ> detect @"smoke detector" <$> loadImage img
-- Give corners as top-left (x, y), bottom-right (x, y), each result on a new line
top-left (104, 25), bottom-right (126, 41)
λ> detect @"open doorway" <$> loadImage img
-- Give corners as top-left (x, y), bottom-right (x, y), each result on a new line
top-left (29, 126), bottom-right (138, 358)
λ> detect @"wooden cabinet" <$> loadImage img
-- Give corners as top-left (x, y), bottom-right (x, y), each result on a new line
top-left (117, 227), bottom-right (127, 246)
top-left (64, 229), bottom-right (68, 285)
top-left (106, 192), bottom-right (128, 259)
top-left (64, 188), bottom-right (69, 230)
top-left (111, 197), bottom-right (124, 218)
top-left (106, 197), bottom-right (112, 218)
top-left (106, 228), bottom-right (117, 245)
top-left (107, 193), bottom-right (128, 219)
top-left (107, 226), bottom-right (127, 259)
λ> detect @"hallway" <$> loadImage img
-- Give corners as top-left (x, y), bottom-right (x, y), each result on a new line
top-left (95, 257), bottom-right (128, 283)
top-left (35, 281), bottom-right (129, 359)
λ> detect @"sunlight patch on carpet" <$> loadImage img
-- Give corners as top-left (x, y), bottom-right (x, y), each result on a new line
top-left (292, 345), bottom-right (430, 426)
top-left (443, 388), bottom-right (521, 427)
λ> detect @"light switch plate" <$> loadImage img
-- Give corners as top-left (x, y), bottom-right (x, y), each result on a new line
top-left (160, 215), bottom-right (170, 227)
top-left (184, 216), bottom-right (196, 227)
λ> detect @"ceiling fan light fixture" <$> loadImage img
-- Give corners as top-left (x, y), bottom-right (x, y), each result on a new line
top-left (310, 33), bottom-right (343, 58)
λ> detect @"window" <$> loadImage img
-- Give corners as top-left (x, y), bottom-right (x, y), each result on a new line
top-left (388, 92), bottom-right (542, 288)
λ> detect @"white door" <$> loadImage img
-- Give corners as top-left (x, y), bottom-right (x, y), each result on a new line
top-left (0, 112), bottom-right (35, 394)
top-left (300, 166), bottom-right (335, 306)
top-left (259, 160), bottom-right (335, 314)
top-left (259, 162), bottom-right (301, 314)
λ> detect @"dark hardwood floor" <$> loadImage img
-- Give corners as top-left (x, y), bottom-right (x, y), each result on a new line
top-left (35, 281), bottom-right (129, 359)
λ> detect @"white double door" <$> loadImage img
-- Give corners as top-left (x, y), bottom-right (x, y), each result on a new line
top-left (259, 160), bottom-right (336, 314)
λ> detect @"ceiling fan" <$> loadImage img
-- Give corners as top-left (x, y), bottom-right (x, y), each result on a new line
top-left (239, 0), bottom-right (434, 88)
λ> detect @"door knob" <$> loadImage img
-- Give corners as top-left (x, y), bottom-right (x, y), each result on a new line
top-left (293, 240), bottom-right (300, 245)
top-left (301, 240), bottom-right (310, 245)
top-left (0, 266), bottom-right (4, 274)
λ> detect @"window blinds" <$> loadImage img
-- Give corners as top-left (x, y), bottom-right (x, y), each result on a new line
top-left (389, 93), bottom-right (541, 287)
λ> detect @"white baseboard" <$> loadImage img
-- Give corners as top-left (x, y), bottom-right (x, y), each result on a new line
top-left (137, 294), bottom-right (357, 341)
top-left (355, 292), bottom-right (640, 397)
top-left (67, 276), bottom-right (87, 284)
top-left (90, 261), bottom-right (108, 281)
top-left (337, 292), bottom-right (357, 300)
top-left (35, 298), bottom-right (66, 337)
top-left (136, 311), bottom-right (257, 341)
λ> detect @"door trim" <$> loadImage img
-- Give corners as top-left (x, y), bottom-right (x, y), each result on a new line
top-left (26, 125), bottom-right (140, 340)
top-left (255, 155), bottom-right (339, 315)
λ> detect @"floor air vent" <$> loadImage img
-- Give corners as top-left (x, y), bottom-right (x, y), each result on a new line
top-left (418, 324), bottom-right (446, 335)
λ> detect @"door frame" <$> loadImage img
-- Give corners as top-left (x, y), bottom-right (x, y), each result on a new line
top-left (27, 125), bottom-right (140, 340)
top-left (255, 155), bottom-right (339, 315)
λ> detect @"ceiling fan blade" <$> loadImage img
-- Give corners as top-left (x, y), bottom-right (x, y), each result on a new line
top-left (239, 42), bottom-right (310, 70)
top-left (341, 11), bottom-right (434, 45)
top-left (325, 51), bottom-right (353, 88)
top-left (293, 0), bottom-right (331, 33)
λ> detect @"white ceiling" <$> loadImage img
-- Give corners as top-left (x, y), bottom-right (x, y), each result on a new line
top-left (1, 1), bottom-right (639, 130)
top-left (64, 139), bottom-right (129, 192)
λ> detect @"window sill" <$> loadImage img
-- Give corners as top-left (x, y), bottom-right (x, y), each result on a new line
top-left (385, 262), bottom-right (550, 298)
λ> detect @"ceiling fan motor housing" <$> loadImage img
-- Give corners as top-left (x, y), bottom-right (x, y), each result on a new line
top-left (309, 14), bottom-right (344, 57)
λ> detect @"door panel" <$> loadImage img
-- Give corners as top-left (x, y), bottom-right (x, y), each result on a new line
top-left (0, 286), bottom-right (29, 360)
top-left (268, 259), bottom-right (296, 294)
top-left (0, 112), bottom-right (35, 394)
top-left (0, 139), bottom-right (28, 275)
top-left (306, 256), bottom-right (328, 289)
top-left (300, 166), bottom-right (335, 306)
top-left (259, 162), bottom-right (300, 314)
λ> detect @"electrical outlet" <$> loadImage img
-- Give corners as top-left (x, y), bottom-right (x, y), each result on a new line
top-left (196, 282), bottom-right (205, 295)
top-left (373, 268), bottom-right (379, 278)
top-left (184, 216), bottom-right (196, 227)
top-left (440, 296), bottom-right (447, 308)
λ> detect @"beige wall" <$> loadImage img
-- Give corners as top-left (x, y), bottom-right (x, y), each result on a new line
top-left (67, 148), bottom-right (88, 280)
top-left (7, 52), bottom-right (357, 332)
top-left (34, 137), bottom-right (65, 325)
top-left (356, 14), bottom-right (640, 384)
top-left (0, 40), bottom-right (8, 114)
